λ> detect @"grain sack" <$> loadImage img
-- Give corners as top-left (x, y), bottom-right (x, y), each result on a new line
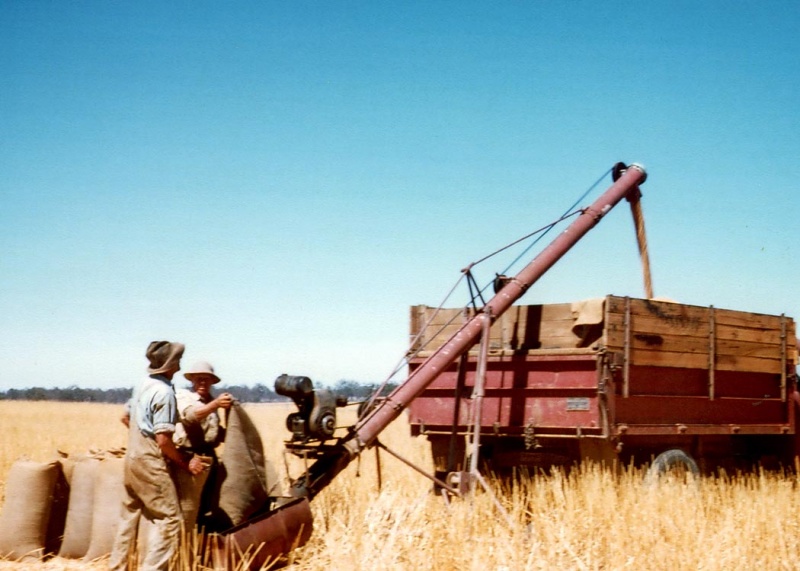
top-left (83, 457), bottom-right (125, 561)
top-left (265, 459), bottom-right (284, 496)
top-left (57, 450), bottom-right (78, 484)
top-left (213, 403), bottom-right (269, 528)
top-left (57, 450), bottom-right (108, 484)
top-left (0, 459), bottom-right (60, 561)
top-left (58, 457), bottom-right (102, 559)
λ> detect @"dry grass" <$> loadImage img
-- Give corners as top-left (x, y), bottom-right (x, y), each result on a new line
top-left (2, 401), bottom-right (800, 570)
top-left (0, 401), bottom-right (127, 502)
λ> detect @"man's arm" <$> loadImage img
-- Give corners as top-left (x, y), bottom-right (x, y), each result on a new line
top-left (155, 432), bottom-right (206, 475)
top-left (185, 392), bottom-right (234, 422)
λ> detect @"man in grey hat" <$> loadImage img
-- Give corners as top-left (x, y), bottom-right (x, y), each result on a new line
top-left (110, 341), bottom-right (206, 571)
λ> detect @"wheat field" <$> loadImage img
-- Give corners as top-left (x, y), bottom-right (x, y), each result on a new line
top-left (2, 400), bottom-right (800, 570)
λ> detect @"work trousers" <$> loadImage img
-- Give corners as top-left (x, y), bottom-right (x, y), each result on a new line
top-left (108, 429), bottom-right (182, 571)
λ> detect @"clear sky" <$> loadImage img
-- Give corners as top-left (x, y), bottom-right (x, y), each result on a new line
top-left (2, 2), bottom-right (798, 391)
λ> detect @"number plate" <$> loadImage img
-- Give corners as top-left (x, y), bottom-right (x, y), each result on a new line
top-left (566, 397), bottom-right (590, 411)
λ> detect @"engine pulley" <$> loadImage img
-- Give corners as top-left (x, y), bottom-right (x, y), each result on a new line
top-left (275, 374), bottom-right (347, 442)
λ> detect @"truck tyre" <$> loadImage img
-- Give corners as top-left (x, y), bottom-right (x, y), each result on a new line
top-left (644, 449), bottom-right (699, 485)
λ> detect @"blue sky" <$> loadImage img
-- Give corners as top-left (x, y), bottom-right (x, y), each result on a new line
top-left (2, 2), bottom-right (798, 391)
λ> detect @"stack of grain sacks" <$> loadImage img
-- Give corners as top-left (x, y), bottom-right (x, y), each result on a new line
top-left (0, 403), bottom-right (274, 563)
top-left (0, 450), bottom-right (125, 562)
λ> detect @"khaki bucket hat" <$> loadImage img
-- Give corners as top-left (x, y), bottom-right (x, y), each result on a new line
top-left (184, 360), bottom-right (221, 384)
top-left (146, 341), bottom-right (185, 376)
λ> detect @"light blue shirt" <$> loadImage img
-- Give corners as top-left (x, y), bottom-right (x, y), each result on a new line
top-left (130, 374), bottom-right (178, 437)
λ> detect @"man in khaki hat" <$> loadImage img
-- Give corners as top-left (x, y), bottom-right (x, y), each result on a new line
top-left (173, 360), bottom-right (234, 529)
top-left (174, 360), bottom-right (233, 457)
top-left (110, 341), bottom-right (206, 571)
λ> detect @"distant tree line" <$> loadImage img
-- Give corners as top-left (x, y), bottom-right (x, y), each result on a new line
top-left (0, 380), bottom-right (398, 404)
top-left (215, 380), bottom-right (398, 403)
top-left (0, 385), bottom-right (133, 403)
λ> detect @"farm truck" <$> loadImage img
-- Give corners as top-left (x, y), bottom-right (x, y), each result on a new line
top-left (217, 162), bottom-right (798, 567)
top-left (407, 295), bottom-right (798, 479)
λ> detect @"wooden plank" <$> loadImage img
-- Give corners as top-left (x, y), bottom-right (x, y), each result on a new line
top-left (781, 315), bottom-right (788, 401)
top-left (715, 324), bottom-right (786, 344)
top-left (540, 303), bottom-right (575, 321)
top-left (618, 347), bottom-right (784, 374)
top-left (538, 335), bottom-right (588, 349)
top-left (708, 306), bottom-right (716, 400)
top-left (606, 296), bottom-right (789, 330)
top-left (410, 303), bottom-right (584, 353)
top-left (606, 331), bottom-right (787, 360)
top-left (606, 315), bottom-right (786, 346)
top-left (412, 299), bottom-right (797, 370)
top-left (604, 296), bottom-right (796, 375)
top-left (623, 296), bottom-right (631, 398)
top-left (714, 308), bottom-right (790, 330)
top-left (409, 305), bottom-right (428, 350)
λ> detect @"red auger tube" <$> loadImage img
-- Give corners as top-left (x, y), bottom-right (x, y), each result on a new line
top-left (292, 163), bottom-right (647, 498)
top-left (347, 163), bottom-right (647, 455)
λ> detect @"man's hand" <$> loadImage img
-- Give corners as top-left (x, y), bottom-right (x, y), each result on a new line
top-left (187, 455), bottom-right (207, 476)
top-left (214, 392), bottom-right (234, 410)
top-left (155, 432), bottom-right (207, 474)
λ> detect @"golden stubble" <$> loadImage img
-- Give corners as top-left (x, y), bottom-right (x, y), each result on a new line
top-left (2, 401), bottom-right (800, 570)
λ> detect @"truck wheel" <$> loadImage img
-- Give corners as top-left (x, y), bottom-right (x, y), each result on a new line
top-left (644, 449), bottom-right (699, 485)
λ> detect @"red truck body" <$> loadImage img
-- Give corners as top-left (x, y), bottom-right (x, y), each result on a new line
top-left (408, 296), bottom-right (799, 473)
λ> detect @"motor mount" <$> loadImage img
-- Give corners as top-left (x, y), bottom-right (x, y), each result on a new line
top-left (275, 374), bottom-right (347, 442)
